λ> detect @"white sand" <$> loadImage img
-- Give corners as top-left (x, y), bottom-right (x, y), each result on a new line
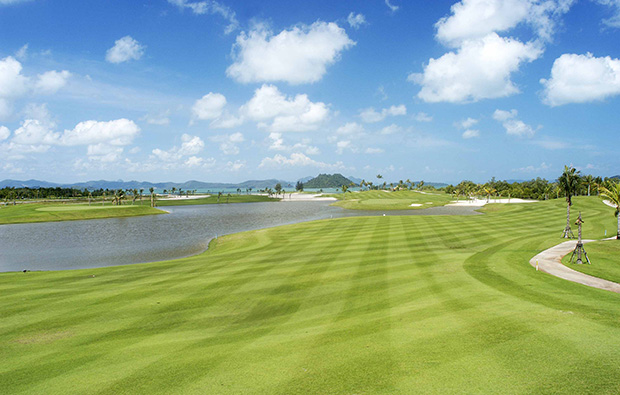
top-left (158, 194), bottom-right (210, 200)
top-left (447, 198), bottom-right (537, 207)
top-left (280, 193), bottom-right (337, 202)
top-left (409, 203), bottom-right (423, 207)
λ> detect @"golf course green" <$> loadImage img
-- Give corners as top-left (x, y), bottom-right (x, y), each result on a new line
top-left (330, 189), bottom-right (453, 210)
top-left (1, 196), bottom-right (619, 393)
top-left (0, 203), bottom-right (165, 225)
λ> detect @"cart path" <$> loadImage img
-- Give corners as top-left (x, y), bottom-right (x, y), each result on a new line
top-left (529, 239), bottom-right (620, 293)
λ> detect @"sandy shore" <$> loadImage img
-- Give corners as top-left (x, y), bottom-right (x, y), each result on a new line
top-left (157, 194), bottom-right (210, 200)
top-left (280, 193), bottom-right (337, 202)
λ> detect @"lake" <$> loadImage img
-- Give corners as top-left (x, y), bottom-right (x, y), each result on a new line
top-left (0, 201), bottom-right (479, 272)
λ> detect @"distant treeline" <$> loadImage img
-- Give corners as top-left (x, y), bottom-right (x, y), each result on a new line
top-left (0, 187), bottom-right (148, 201)
top-left (442, 175), bottom-right (618, 200)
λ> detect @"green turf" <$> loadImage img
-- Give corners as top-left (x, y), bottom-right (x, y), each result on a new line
top-left (562, 239), bottom-right (620, 283)
top-left (329, 189), bottom-right (453, 210)
top-left (0, 203), bottom-right (165, 224)
top-left (155, 195), bottom-right (279, 206)
top-left (1, 197), bottom-right (619, 394)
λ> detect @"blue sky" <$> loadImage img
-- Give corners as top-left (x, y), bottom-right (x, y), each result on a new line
top-left (1, 0), bottom-right (619, 184)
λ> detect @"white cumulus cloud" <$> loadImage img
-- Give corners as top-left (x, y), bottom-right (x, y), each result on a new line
top-left (106, 36), bottom-right (145, 64)
top-left (60, 119), bottom-right (140, 146)
top-left (152, 133), bottom-right (205, 162)
top-left (0, 125), bottom-right (9, 140)
top-left (493, 109), bottom-right (536, 137)
top-left (259, 152), bottom-right (344, 169)
top-left (35, 70), bottom-right (71, 94)
top-left (411, 33), bottom-right (542, 103)
top-left (227, 21), bottom-right (355, 84)
top-left (210, 132), bottom-right (244, 155)
top-left (240, 84), bottom-right (329, 132)
top-left (192, 92), bottom-right (226, 121)
top-left (541, 53), bottom-right (620, 106)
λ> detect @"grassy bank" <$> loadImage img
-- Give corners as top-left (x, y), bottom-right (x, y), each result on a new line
top-left (155, 194), bottom-right (278, 206)
top-left (562, 239), bottom-right (620, 283)
top-left (0, 203), bottom-right (165, 225)
top-left (1, 197), bottom-right (619, 393)
top-left (329, 189), bottom-right (453, 210)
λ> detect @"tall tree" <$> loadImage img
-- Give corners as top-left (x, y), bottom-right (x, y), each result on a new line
top-left (600, 182), bottom-right (620, 239)
top-left (149, 187), bottom-right (155, 207)
top-left (559, 165), bottom-right (581, 238)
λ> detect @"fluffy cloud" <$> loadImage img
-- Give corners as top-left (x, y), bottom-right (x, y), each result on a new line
top-left (192, 92), bottom-right (226, 121)
top-left (493, 109), bottom-right (536, 137)
top-left (240, 84), bottom-right (329, 132)
top-left (347, 12), bottom-right (367, 29)
top-left (210, 132), bottom-right (244, 155)
top-left (226, 160), bottom-right (245, 171)
top-left (359, 104), bottom-right (406, 123)
top-left (60, 119), bottom-right (140, 146)
top-left (335, 140), bottom-right (353, 154)
top-left (152, 134), bottom-right (205, 162)
top-left (0, 125), bottom-right (9, 140)
top-left (411, 33), bottom-right (542, 103)
top-left (106, 36), bottom-right (145, 64)
top-left (167, 0), bottom-right (239, 33)
top-left (227, 21), bottom-right (354, 84)
top-left (12, 119), bottom-right (59, 146)
top-left (462, 129), bottom-right (480, 139)
top-left (541, 53), bottom-right (620, 106)
top-left (435, 0), bottom-right (573, 46)
top-left (0, 57), bottom-right (70, 119)
top-left (259, 152), bottom-right (344, 169)
top-left (35, 70), bottom-right (71, 94)
top-left (0, 56), bottom-right (29, 98)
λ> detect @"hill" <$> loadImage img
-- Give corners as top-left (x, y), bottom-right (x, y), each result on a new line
top-left (304, 173), bottom-right (353, 188)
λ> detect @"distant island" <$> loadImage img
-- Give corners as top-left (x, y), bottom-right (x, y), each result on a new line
top-left (304, 174), bottom-right (354, 188)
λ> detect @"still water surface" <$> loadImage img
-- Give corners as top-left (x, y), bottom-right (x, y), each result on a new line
top-left (0, 201), bottom-right (478, 272)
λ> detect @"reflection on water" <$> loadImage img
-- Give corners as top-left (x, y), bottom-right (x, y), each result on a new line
top-left (0, 201), bottom-right (479, 272)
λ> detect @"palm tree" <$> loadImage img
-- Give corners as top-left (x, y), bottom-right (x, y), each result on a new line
top-left (583, 175), bottom-right (594, 196)
top-left (600, 182), bottom-right (620, 239)
top-left (418, 180), bottom-right (425, 190)
top-left (171, 187), bottom-right (177, 196)
top-left (149, 187), bottom-right (155, 207)
top-left (132, 188), bottom-right (138, 205)
top-left (559, 165), bottom-right (581, 238)
top-left (139, 188), bottom-right (144, 205)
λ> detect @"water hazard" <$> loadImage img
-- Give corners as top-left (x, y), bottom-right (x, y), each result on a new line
top-left (0, 201), bottom-right (479, 272)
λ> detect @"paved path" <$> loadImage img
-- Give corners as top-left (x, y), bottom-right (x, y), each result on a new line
top-left (529, 240), bottom-right (620, 293)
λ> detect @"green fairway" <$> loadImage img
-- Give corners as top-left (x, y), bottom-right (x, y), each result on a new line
top-left (562, 239), bottom-right (620, 283)
top-left (330, 189), bottom-right (453, 210)
top-left (1, 197), bottom-right (619, 393)
top-left (0, 203), bottom-right (165, 224)
top-left (155, 194), bottom-right (279, 206)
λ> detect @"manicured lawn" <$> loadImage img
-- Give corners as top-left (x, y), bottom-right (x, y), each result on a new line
top-left (329, 189), bottom-right (453, 210)
top-left (562, 239), bottom-right (620, 283)
top-left (0, 203), bottom-right (164, 225)
top-left (155, 194), bottom-right (279, 206)
top-left (1, 197), bottom-right (619, 393)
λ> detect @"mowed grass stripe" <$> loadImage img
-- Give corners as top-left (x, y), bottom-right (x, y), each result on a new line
top-left (91, 218), bottom-right (370, 394)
